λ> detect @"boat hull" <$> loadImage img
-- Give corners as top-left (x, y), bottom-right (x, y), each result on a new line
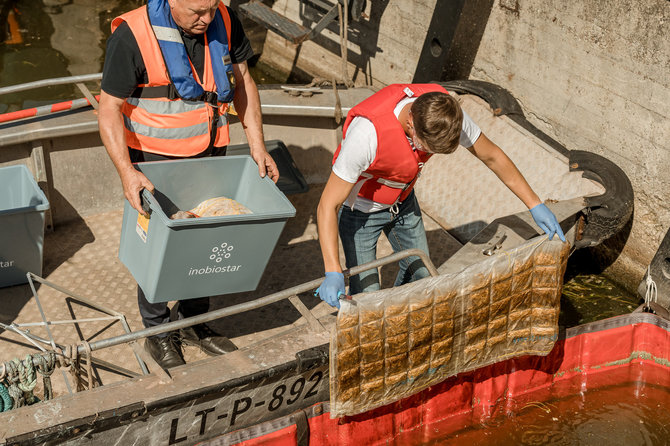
top-left (201, 312), bottom-right (670, 445)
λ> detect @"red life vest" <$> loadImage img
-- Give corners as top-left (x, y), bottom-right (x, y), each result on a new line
top-left (334, 83), bottom-right (449, 205)
top-left (111, 4), bottom-right (233, 157)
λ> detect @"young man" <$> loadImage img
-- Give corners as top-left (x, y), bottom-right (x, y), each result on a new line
top-left (98, 0), bottom-right (278, 368)
top-left (316, 84), bottom-right (565, 308)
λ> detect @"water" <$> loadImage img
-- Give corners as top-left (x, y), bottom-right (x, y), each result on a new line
top-left (561, 257), bottom-right (640, 327)
top-left (436, 383), bottom-right (670, 445)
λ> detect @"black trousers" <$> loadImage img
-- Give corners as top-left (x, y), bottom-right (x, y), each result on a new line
top-left (129, 145), bottom-right (227, 333)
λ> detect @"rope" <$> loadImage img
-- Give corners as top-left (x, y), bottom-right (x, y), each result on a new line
top-left (67, 344), bottom-right (85, 392)
top-left (304, 77), bottom-right (345, 125)
top-left (16, 356), bottom-right (39, 405)
top-left (34, 351), bottom-right (56, 401)
top-left (644, 265), bottom-right (658, 310)
top-left (332, 77), bottom-right (343, 124)
top-left (57, 344), bottom-right (83, 393)
top-left (81, 341), bottom-right (95, 391)
top-left (4, 361), bottom-right (25, 408)
top-left (0, 351), bottom-right (58, 411)
top-left (337, 0), bottom-right (351, 87)
top-left (0, 383), bottom-right (12, 412)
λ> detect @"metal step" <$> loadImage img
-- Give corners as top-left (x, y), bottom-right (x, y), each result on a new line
top-left (238, 0), bottom-right (340, 44)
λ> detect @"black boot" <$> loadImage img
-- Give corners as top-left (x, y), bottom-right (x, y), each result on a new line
top-left (180, 324), bottom-right (238, 356)
top-left (145, 333), bottom-right (185, 369)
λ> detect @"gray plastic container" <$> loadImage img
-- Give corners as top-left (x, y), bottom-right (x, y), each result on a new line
top-left (0, 165), bottom-right (49, 287)
top-left (118, 155), bottom-right (296, 303)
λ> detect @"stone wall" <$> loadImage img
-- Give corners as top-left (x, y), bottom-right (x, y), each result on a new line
top-left (468, 0), bottom-right (669, 289)
top-left (239, 0), bottom-right (436, 85)
top-left (234, 0), bottom-right (669, 290)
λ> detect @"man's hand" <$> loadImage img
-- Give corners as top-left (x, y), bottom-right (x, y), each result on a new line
top-left (231, 61), bottom-right (277, 183)
top-left (99, 91), bottom-right (155, 215)
top-left (250, 147), bottom-right (279, 183)
top-left (315, 272), bottom-right (345, 309)
top-left (121, 168), bottom-right (155, 216)
top-left (530, 203), bottom-right (566, 242)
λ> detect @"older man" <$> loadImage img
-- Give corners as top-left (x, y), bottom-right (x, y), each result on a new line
top-left (99, 0), bottom-right (278, 369)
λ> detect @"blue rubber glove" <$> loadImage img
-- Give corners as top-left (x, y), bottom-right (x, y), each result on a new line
top-left (530, 203), bottom-right (566, 242)
top-left (315, 272), bottom-right (345, 309)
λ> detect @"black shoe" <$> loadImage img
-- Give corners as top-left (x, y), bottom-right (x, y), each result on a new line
top-left (180, 324), bottom-right (238, 356)
top-left (145, 333), bottom-right (185, 369)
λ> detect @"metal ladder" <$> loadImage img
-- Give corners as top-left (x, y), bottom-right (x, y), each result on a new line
top-left (238, 0), bottom-right (365, 44)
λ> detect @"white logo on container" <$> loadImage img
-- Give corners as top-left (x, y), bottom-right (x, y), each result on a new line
top-left (188, 242), bottom-right (241, 276)
top-left (209, 242), bottom-right (234, 263)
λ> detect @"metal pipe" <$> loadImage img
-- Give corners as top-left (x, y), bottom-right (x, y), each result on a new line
top-left (14, 317), bottom-right (120, 327)
top-left (85, 249), bottom-right (438, 353)
top-left (0, 73), bottom-right (102, 96)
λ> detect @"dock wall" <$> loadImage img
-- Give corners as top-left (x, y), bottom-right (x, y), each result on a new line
top-left (469, 0), bottom-right (669, 291)
top-left (245, 0), bottom-right (669, 291)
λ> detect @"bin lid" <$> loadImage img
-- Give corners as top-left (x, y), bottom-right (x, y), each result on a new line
top-left (227, 140), bottom-right (308, 195)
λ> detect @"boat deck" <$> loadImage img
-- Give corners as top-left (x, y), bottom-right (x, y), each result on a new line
top-left (0, 184), bottom-right (462, 398)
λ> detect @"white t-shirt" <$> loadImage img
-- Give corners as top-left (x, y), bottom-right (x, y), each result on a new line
top-left (333, 96), bottom-right (482, 212)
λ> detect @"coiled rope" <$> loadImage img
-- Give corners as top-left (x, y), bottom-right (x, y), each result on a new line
top-left (0, 382), bottom-right (12, 412)
top-left (4, 360), bottom-right (25, 408)
top-left (16, 356), bottom-right (39, 405)
top-left (0, 350), bottom-right (59, 411)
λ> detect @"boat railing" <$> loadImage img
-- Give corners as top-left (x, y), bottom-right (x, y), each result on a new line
top-left (0, 73), bottom-right (361, 130)
top-left (0, 73), bottom-right (101, 97)
top-left (1, 249), bottom-right (438, 390)
top-left (0, 73), bottom-right (102, 124)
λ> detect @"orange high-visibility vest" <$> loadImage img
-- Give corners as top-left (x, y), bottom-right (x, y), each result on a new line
top-left (111, 4), bottom-right (233, 157)
top-left (334, 84), bottom-right (448, 205)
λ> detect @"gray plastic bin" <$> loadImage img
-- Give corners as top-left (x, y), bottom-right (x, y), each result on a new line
top-left (0, 165), bottom-right (49, 287)
top-left (118, 155), bottom-right (296, 303)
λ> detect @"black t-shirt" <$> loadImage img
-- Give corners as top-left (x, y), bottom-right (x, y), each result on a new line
top-left (101, 6), bottom-right (253, 99)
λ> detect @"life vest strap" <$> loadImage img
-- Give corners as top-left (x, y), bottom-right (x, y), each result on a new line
top-left (130, 85), bottom-right (220, 105)
top-left (130, 85), bottom-right (178, 100)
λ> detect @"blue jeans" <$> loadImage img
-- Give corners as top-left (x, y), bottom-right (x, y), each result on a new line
top-left (338, 191), bottom-right (430, 294)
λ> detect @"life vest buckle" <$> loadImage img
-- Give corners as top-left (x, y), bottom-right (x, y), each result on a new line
top-left (166, 84), bottom-right (179, 100)
top-left (201, 91), bottom-right (219, 106)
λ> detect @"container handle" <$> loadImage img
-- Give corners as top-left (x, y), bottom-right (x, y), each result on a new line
top-left (140, 188), bottom-right (158, 216)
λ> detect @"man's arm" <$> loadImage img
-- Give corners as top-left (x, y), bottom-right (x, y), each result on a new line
top-left (467, 133), bottom-right (565, 241)
top-left (232, 61), bottom-right (279, 182)
top-left (467, 133), bottom-right (541, 208)
top-left (316, 172), bottom-right (356, 307)
top-left (317, 172), bottom-right (355, 273)
top-left (98, 90), bottom-right (154, 216)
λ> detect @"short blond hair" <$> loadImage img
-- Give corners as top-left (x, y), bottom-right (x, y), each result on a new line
top-left (411, 92), bottom-right (463, 154)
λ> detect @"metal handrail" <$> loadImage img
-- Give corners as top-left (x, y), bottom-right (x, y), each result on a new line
top-left (0, 73), bottom-right (102, 96)
top-left (51, 248), bottom-right (438, 354)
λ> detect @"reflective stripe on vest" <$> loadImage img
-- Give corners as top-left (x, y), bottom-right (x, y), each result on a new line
top-left (359, 172), bottom-right (409, 190)
top-left (123, 116), bottom-right (210, 139)
top-left (111, 4), bottom-right (233, 157)
top-left (151, 25), bottom-right (181, 43)
top-left (334, 84), bottom-right (448, 205)
top-left (126, 96), bottom-right (205, 113)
